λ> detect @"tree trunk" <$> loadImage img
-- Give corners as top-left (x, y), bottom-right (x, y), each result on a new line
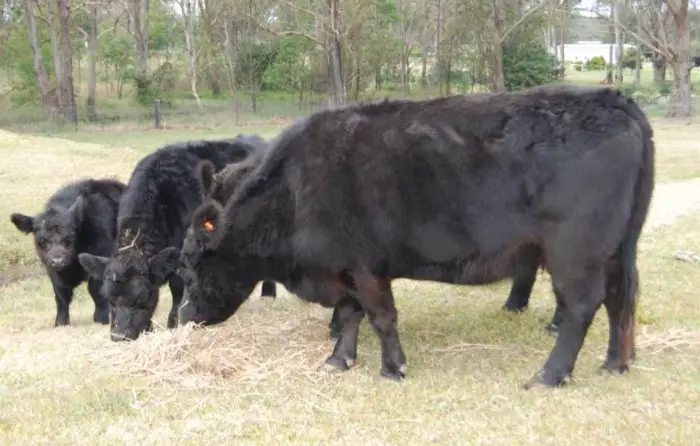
top-left (130, 0), bottom-right (151, 98)
top-left (490, 0), bottom-right (506, 93)
top-left (436, 0), bottom-right (444, 94)
top-left (57, 0), bottom-right (77, 124)
top-left (23, 0), bottom-right (54, 110)
top-left (634, 44), bottom-right (641, 86)
top-left (420, 49), bottom-right (428, 88)
top-left (613, 2), bottom-right (623, 87)
top-left (325, 0), bottom-right (344, 107)
top-left (197, 0), bottom-right (221, 96)
top-left (181, 0), bottom-right (202, 108)
top-left (652, 55), bottom-right (666, 82)
top-left (86, 3), bottom-right (98, 121)
top-left (559, 6), bottom-right (566, 67)
top-left (44, 5), bottom-right (64, 112)
top-left (666, 4), bottom-right (692, 118)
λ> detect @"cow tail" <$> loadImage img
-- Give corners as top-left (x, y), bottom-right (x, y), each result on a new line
top-left (617, 98), bottom-right (656, 366)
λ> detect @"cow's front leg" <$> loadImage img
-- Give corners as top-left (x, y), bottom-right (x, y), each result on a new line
top-left (347, 272), bottom-right (407, 381)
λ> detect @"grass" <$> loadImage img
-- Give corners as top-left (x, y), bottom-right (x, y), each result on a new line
top-left (0, 116), bottom-right (700, 444)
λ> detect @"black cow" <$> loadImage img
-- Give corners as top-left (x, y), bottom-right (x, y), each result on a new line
top-left (168, 85), bottom-right (655, 388)
top-left (10, 178), bottom-right (126, 327)
top-left (192, 154), bottom-right (562, 340)
top-left (78, 137), bottom-right (273, 342)
top-left (194, 155), bottom-right (277, 299)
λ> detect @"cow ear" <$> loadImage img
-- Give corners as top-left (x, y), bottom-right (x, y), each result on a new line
top-left (192, 200), bottom-right (225, 249)
top-left (149, 247), bottom-right (181, 284)
top-left (10, 213), bottom-right (35, 234)
top-left (195, 160), bottom-right (217, 199)
top-left (79, 253), bottom-right (109, 279)
top-left (67, 195), bottom-right (86, 227)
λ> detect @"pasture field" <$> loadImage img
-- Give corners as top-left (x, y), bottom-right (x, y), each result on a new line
top-left (0, 121), bottom-right (699, 445)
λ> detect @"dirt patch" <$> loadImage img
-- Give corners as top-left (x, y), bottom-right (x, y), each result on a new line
top-left (645, 177), bottom-right (700, 231)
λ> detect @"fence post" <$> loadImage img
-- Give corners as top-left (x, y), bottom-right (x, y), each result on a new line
top-left (154, 99), bottom-right (161, 129)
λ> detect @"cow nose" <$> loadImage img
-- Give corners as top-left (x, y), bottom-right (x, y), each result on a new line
top-left (48, 257), bottom-right (65, 268)
top-left (110, 330), bottom-right (130, 342)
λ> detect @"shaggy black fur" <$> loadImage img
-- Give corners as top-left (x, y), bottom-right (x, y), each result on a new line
top-left (190, 145), bottom-right (558, 340)
top-left (78, 137), bottom-right (264, 341)
top-left (10, 178), bottom-right (126, 327)
top-left (175, 85), bottom-right (655, 388)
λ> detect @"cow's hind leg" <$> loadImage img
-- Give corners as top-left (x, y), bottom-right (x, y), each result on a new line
top-left (601, 260), bottom-right (637, 374)
top-left (502, 257), bottom-right (538, 312)
top-left (544, 288), bottom-right (566, 335)
top-left (525, 266), bottom-right (606, 389)
top-left (344, 272), bottom-right (406, 380)
top-left (324, 296), bottom-right (365, 371)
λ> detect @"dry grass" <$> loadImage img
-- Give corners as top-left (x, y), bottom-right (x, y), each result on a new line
top-left (1, 123), bottom-right (700, 445)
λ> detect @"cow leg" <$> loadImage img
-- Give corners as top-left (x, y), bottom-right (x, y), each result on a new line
top-left (502, 259), bottom-right (538, 312)
top-left (51, 281), bottom-right (73, 327)
top-left (328, 305), bottom-right (341, 341)
top-left (324, 296), bottom-right (365, 371)
top-left (347, 273), bottom-right (407, 380)
top-left (525, 266), bottom-right (605, 389)
top-left (601, 262), bottom-right (636, 374)
top-left (544, 288), bottom-right (566, 335)
top-left (87, 278), bottom-right (110, 325)
top-left (167, 275), bottom-right (184, 329)
top-left (261, 280), bottom-right (277, 298)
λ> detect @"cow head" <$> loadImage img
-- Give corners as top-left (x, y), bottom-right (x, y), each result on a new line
top-left (175, 200), bottom-right (258, 326)
top-left (11, 196), bottom-right (86, 272)
top-left (78, 229), bottom-right (180, 342)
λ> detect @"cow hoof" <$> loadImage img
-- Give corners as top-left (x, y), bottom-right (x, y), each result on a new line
top-left (54, 318), bottom-right (70, 327)
top-left (599, 360), bottom-right (630, 375)
top-left (544, 323), bottom-right (559, 336)
top-left (323, 354), bottom-right (355, 373)
top-left (380, 363), bottom-right (407, 381)
top-left (94, 310), bottom-right (109, 325)
top-left (502, 304), bottom-right (527, 313)
top-left (523, 369), bottom-right (570, 390)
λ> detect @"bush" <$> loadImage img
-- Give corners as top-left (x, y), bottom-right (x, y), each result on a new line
top-left (502, 41), bottom-right (559, 91)
top-left (585, 56), bottom-right (606, 71)
top-left (622, 47), bottom-right (641, 70)
top-left (656, 81), bottom-right (672, 97)
top-left (573, 62), bottom-right (583, 72)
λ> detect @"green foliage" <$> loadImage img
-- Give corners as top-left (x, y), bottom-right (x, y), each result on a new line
top-left (622, 47), bottom-right (641, 70)
top-left (0, 22), bottom-right (53, 105)
top-left (149, 0), bottom-right (184, 52)
top-left (236, 40), bottom-right (279, 91)
top-left (656, 81), bottom-right (672, 97)
top-left (502, 41), bottom-right (559, 92)
top-left (262, 37), bottom-right (316, 93)
top-left (585, 56), bottom-right (607, 71)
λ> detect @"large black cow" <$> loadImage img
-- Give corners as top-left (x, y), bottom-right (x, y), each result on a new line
top-left (192, 152), bottom-right (562, 340)
top-left (10, 178), bottom-right (126, 327)
top-left (78, 136), bottom-right (273, 342)
top-left (168, 85), bottom-right (655, 388)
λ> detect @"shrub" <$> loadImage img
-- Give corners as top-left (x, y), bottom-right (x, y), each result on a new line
top-left (585, 56), bottom-right (606, 71)
top-left (502, 41), bottom-right (559, 91)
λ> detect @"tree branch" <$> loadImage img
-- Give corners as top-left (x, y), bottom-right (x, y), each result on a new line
top-left (500, 2), bottom-right (546, 43)
top-left (582, 7), bottom-right (673, 60)
top-left (249, 15), bottom-right (324, 46)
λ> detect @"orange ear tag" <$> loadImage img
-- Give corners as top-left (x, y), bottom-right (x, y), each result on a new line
top-left (203, 220), bottom-right (215, 232)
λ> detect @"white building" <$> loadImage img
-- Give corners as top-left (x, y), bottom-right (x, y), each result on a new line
top-left (550, 41), bottom-right (637, 64)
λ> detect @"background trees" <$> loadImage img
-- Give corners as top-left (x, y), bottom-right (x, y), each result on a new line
top-left (0, 0), bottom-right (698, 127)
